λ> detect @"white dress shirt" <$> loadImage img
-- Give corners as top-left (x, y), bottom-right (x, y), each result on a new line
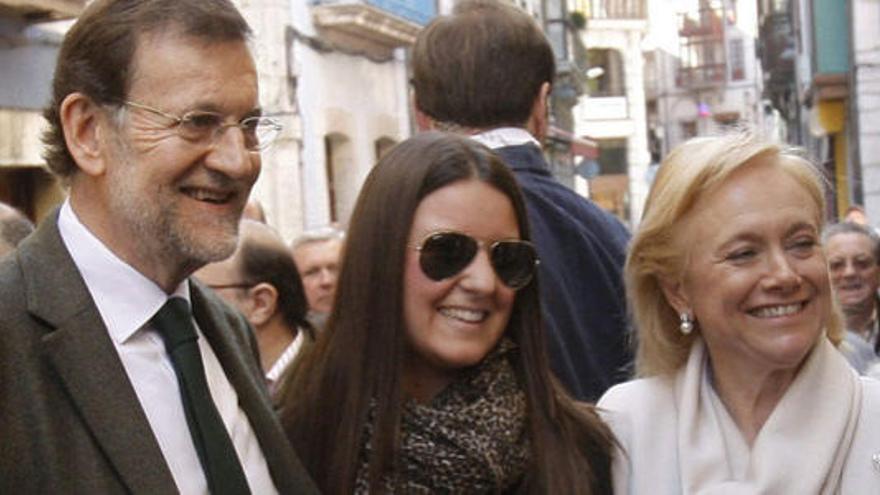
top-left (58, 200), bottom-right (277, 495)
top-left (265, 331), bottom-right (304, 385)
top-left (470, 127), bottom-right (540, 150)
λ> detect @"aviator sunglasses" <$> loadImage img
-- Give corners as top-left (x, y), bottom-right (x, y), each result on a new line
top-left (415, 231), bottom-right (539, 290)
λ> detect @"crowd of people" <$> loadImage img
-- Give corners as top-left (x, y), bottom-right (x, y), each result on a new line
top-left (1, 0), bottom-right (879, 493)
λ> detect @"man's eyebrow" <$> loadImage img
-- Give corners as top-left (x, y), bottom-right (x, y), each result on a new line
top-left (186, 102), bottom-right (263, 119)
top-left (244, 107), bottom-right (264, 118)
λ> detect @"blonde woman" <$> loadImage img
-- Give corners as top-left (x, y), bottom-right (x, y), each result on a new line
top-left (599, 132), bottom-right (880, 493)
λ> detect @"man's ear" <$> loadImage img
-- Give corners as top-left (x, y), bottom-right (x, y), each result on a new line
top-left (414, 107), bottom-right (435, 132)
top-left (526, 82), bottom-right (551, 141)
top-left (247, 282), bottom-right (278, 327)
top-left (59, 92), bottom-right (110, 177)
top-left (658, 275), bottom-right (691, 316)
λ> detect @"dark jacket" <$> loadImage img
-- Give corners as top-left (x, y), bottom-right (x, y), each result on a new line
top-left (0, 210), bottom-right (318, 494)
top-left (496, 143), bottom-right (633, 401)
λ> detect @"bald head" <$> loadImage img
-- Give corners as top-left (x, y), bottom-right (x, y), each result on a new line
top-left (0, 203), bottom-right (34, 257)
top-left (242, 199), bottom-right (267, 223)
top-left (196, 220), bottom-right (287, 288)
top-left (196, 220), bottom-right (310, 332)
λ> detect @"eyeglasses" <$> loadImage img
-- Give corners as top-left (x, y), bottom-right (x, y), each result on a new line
top-left (122, 101), bottom-right (282, 152)
top-left (206, 282), bottom-right (256, 291)
top-left (415, 231), bottom-right (539, 290)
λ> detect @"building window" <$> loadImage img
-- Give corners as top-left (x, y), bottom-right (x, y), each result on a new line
top-left (585, 49), bottom-right (626, 97)
top-left (597, 138), bottom-right (628, 175)
top-left (680, 121), bottom-right (697, 140)
top-left (729, 38), bottom-right (745, 80)
top-left (374, 137), bottom-right (397, 161)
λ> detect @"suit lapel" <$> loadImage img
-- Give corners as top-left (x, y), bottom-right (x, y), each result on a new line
top-left (191, 281), bottom-right (318, 494)
top-left (20, 211), bottom-right (176, 493)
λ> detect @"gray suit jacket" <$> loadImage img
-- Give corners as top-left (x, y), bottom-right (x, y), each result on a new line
top-left (0, 211), bottom-right (318, 494)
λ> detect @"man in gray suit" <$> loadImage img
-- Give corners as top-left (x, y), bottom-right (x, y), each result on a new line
top-left (0, 0), bottom-right (317, 493)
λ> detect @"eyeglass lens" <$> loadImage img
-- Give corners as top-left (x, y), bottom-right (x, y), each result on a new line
top-left (418, 232), bottom-right (537, 289)
top-left (179, 113), bottom-right (279, 151)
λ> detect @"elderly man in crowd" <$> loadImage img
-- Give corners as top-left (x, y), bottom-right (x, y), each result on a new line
top-left (291, 227), bottom-right (344, 329)
top-left (0, 0), bottom-right (316, 493)
top-left (196, 220), bottom-right (314, 395)
top-left (0, 201), bottom-right (35, 257)
top-left (824, 221), bottom-right (880, 373)
top-left (410, 0), bottom-right (632, 401)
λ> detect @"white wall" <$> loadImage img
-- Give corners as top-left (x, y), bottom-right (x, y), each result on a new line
top-left (292, 3), bottom-right (411, 230)
top-left (295, 47), bottom-right (410, 228)
top-left (574, 18), bottom-right (651, 226)
top-left (646, 0), bottom-right (762, 153)
top-left (235, 0), bottom-right (304, 242)
top-left (852, 0), bottom-right (880, 225)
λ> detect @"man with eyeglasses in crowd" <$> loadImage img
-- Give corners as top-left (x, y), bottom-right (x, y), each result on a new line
top-left (410, 0), bottom-right (632, 402)
top-left (824, 221), bottom-right (880, 374)
top-left (196, 220), bottom-right (315, 396)
top-left (0, 0), bottom-right (316, 493)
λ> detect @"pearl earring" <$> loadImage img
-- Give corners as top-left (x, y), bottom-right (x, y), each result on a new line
top-left (680, 312), bottom-right (694, 335)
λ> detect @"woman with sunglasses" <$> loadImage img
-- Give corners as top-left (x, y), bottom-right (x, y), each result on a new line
top-left (277, 132), bottom-right (615, 494)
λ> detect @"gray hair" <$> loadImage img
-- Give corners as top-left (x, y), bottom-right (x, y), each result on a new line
top-left (823, 221), bottom-right (880, 262)
top-left (292, 226), bottom-right (345, 250)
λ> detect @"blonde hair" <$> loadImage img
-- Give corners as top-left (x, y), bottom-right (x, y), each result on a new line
top-left (628, 130), bottom-right (843, 376)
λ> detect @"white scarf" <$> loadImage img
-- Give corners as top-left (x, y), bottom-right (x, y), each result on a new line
top-left (676, 338), bottom-right (861, 494)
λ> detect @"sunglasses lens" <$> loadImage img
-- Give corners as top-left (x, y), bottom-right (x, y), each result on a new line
top-left (419, 233), bottom-right (478, 281)
top-left (491, 241), bottom-right (538, 289)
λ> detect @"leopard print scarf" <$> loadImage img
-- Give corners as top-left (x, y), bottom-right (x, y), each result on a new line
top-left (356, 340), bottom-right (530, 493)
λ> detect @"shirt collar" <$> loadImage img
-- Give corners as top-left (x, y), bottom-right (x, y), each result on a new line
top-left (58, 199), bottom-right (191, 344)
top-left (470, 127), bottom-right (540, 150)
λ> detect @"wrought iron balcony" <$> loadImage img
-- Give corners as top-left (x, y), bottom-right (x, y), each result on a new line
top-left (676, 64), bottom-right (726, 89)
top-left (0, 0), bottom-right (84, 21)
top-left (678, 6), bottom-right (725, 38)
top-left (575, 0), bottom-right (646, 20)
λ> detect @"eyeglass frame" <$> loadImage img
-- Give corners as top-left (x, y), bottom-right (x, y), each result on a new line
top-left (413, 230), bottom-right (540, 289)
top-left (205, 282), bottom-right (257, 291)
top-left (120, 100), bottom-right (283, 152)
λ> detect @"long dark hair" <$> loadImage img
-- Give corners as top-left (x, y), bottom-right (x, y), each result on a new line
top-left (278, 132), bottom-right (614, 494)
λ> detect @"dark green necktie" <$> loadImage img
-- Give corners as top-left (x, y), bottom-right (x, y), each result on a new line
top-left (152, 297), bottom-right (251, 495)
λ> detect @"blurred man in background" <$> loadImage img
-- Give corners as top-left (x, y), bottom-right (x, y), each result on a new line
top-left (825, 222), bottom-right (880, 373)
top-left (291, 227), bottom-right (344, 329)
top-left (196, 220), bottom-right (314, 394)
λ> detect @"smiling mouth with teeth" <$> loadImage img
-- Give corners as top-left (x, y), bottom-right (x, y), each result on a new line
top-left (439, 307), bottom-right (488, 323)
top-left (184, 187), bottom-right (234, 205)
top-left (749, 302), bottom-right (807, 318)
top-left (837, 283), bottom-right (865, 291)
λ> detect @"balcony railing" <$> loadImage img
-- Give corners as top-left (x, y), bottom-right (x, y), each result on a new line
top-left (676, 64), bottom-right (726, 89)
top-left (310, 0), bottom-right (432, 57)
top-left (0, 0), bottom-right (85, 21)
top-left (678, 7), bottom-right (725, 38)
top-left (311, 0), bottom-right (434, 26)
top-left (576, 0), bottom-right (646, 20)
